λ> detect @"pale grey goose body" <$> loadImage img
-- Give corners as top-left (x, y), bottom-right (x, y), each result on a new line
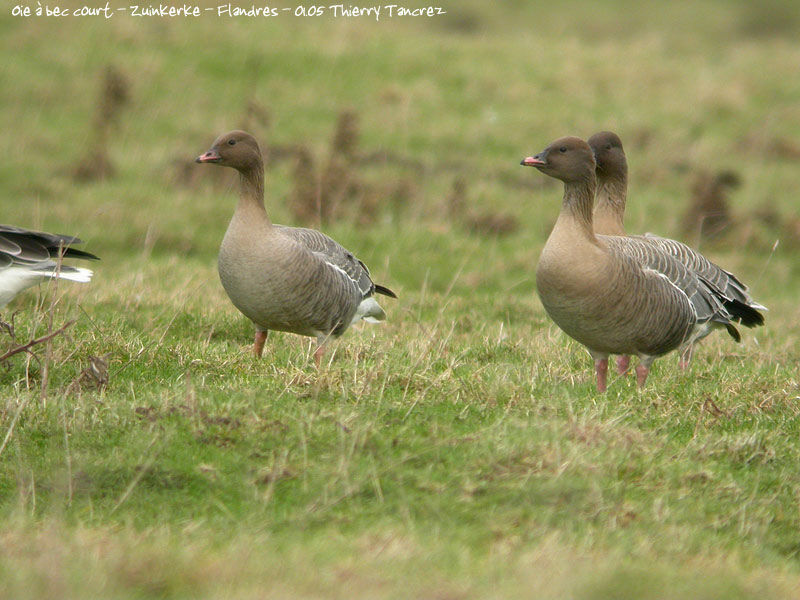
top-left (589, 131), bottom-right (765, 372)
top-left (0, 224), bottom-right (98, 308)
top-left (522, 136), bottom-right (741, 391)
top-left (195, 130), bottom-right (396, 366)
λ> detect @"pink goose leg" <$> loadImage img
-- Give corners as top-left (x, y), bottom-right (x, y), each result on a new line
top-left (253, 330), bottom-right (267, 358)
top-left (635, 364), bottom-right (650, 388)
top-left (616, 355), bottom-right (631, 375)
top-left (595, 357), bottom-right (609, 392)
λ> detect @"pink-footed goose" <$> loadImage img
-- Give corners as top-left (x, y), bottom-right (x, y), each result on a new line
top-left (195, 130), bottom-right (396, 366)
top-left (522, 136), bottom-right (742, 391)
top-left (589, 131), bottom-right (765, 373)
top-left (0, 225), bottom-right (98, 308)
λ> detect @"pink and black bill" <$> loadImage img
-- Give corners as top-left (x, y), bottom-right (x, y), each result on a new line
top-left (195, 149), bottom-right (221, 163)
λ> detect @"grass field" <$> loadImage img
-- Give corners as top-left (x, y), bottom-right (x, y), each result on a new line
top-left (2, 1), bottom-right (800, 597)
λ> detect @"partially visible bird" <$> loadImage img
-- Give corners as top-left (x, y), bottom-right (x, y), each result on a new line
top-left (589, 131), bottom-right (765, 372)
top-left (0, 224), bottom-right (98, 308)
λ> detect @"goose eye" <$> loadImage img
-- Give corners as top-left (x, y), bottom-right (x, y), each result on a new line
top-left (559, 146), bottom-right (567, 153)
top-left (227, 139), bottom-right (237, 146)
top-left (605, 143), bottom-right (612, 150)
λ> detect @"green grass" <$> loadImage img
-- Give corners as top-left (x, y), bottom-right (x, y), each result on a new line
top-left (2, 1), bottom-right (800, 597)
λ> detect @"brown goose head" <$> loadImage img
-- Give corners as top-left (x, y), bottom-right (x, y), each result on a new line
top-left (195, 130), bottom-right (263, 173)
top-left (521, 136), bottom-right (596, 184)
top-left (587, 131), bottom-right (627, 182)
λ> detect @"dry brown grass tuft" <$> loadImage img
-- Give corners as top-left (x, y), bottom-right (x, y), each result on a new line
top-left (319, 109), bottom-right (362, 224)
top-left (285, 109), bottom-right (419, 227)
top-left (682, 169), bottom-right (741, 241)
top-left (446, 176), bottom-right (519, 237)
top-left (70, 65), bottom-right (130, 182)
top-left (288, 145), bottom-right (319, 225)
top-left (240, 98), bottom-right (271, 135)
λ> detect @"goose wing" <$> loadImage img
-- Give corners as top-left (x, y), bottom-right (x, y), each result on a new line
top-left (640, 233), bottom-right (766, 326)
top-left (0, 224), bottom-right (99, 266)
top-left (275, 225), bottom-right (377, 299)
top-left (602, 235), bottom-right (732, 327)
